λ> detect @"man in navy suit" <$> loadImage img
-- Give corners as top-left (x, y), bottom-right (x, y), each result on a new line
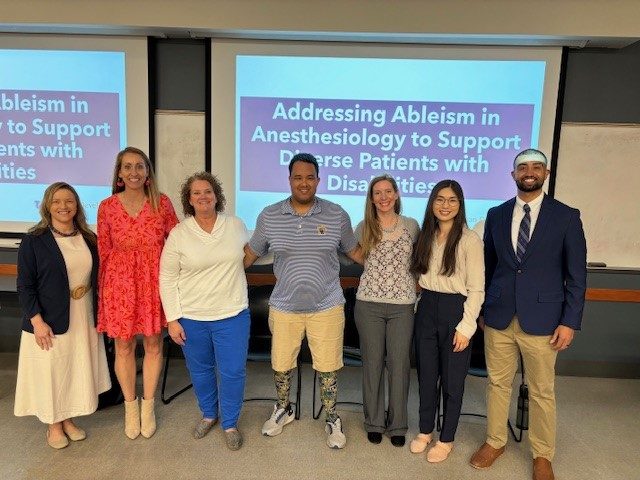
top-left (470, 149), bottom-right (587, 480)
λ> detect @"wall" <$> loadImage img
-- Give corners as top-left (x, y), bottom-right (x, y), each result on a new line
top-left (155, 40), bottom-right (207, 111)
top-left (563, 41), bottom-right (640, 123)
top-left (2, 0), bottom-right (640, 39)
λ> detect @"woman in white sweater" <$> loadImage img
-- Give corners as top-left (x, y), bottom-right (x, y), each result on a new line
top-left (159, 172), bottom-right (250, 450)
top-left (410, 179), bottom-right (484, 463)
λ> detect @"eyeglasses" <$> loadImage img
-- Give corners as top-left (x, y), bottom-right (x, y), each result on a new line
top-left (434, 197), bottom-right (459, 206)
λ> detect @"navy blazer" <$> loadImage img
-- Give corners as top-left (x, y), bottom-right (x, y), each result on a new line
top-left (482, 195), bottom-right (587, 335)
top-left (17, 229), bottom-right (99, 334)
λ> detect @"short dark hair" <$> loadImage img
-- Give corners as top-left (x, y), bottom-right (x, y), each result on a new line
top-left (288, 153), bottom-right (319, 176)
top-left (180, 171), bottom-right (226, 217)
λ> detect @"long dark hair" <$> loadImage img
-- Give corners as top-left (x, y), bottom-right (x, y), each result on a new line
top-left (411, 180), bottom-right (467, 277)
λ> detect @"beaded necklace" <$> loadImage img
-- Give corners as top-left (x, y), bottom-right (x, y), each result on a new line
top-left (50, 225), bottom-right (78, 237)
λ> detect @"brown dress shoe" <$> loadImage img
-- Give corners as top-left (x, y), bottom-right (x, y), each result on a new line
top-left (469, 442), bottom-right (506, 469)
top-left (533, 458), bottom-right (555, 480)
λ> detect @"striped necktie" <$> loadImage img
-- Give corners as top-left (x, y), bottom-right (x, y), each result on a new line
top-left (516, 203), bottom-right (531, 263)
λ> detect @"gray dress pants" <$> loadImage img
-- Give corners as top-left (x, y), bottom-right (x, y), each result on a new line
top-left (354, 299), bottom-right (414, 436)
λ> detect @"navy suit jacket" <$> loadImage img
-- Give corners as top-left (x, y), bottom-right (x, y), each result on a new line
top-left (483, 195), bottom-right (587, 335)
top-left (17, 229), bottom-right (99, 334)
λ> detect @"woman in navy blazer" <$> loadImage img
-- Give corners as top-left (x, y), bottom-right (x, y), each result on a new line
top-left (14, 182), bottom-right (111, 449)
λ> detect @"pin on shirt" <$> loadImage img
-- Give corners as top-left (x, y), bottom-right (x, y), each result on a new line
top-left (317, 225), bottom-right (327, 235)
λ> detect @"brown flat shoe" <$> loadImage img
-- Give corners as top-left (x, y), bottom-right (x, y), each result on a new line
top-left (533, 457), bottom-right (555, 480)
top-left (224, 428), bottom-right (243, 451)
top-left (193, 418), bottom-right (217, 439)
top-left (469, 442), bottom-right (505, 469)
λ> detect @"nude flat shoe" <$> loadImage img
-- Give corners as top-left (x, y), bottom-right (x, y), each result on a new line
top-left (46, 429), bottom-right (69, 449)
top-left (427, 441), bottom-right (453, 463)
top-left (410, 433), bottom-right (432, 453)
top-left (62, 423), bottom-right (86, 441)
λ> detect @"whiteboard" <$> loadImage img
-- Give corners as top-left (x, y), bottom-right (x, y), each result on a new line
top-left (555, 123), bottom-right (640, 268)
top-left (155, 110), bottom-right (205, 221)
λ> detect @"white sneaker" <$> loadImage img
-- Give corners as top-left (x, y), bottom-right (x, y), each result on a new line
top-left (325, 417), bottom-right (346, 449)
top-left (262, 403), bottom-right (294, 436)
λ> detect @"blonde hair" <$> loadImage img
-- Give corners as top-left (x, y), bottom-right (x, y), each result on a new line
top-left (110, 146), bottom-right (161, 211)
top-left (29, 182), bottom-right (96, 245)
top-left (360, 175), bottom-right (401, 259)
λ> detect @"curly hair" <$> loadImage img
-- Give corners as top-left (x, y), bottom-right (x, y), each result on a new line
top-left (180, 171), bottom-right (226, 217)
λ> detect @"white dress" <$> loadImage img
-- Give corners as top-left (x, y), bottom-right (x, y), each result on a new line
top-left (14, 235), bottom-right (111, 424)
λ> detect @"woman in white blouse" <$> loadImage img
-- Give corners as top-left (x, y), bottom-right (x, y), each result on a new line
top-left (410, 179), bottom-right (484, 463)
top-left (159, 172), bottom-right (250, 450)
top-left (353, 175), bottom-right (419, 447)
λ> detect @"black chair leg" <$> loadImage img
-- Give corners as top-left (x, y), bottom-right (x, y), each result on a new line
top-left (508, 419), bottom-right (525, 442)
top-left (294, 359), bottom-right (302, 419)
top-left (312, 370), bottom-right (322, 419)
top-left (436, 381), bottom-right (442, 432)
top-left (161, 337), bottom-right (193, 405)
top-left (508, 355), bottom-right (528, 442)
top-left (437, 379), bottom-right (488, 432)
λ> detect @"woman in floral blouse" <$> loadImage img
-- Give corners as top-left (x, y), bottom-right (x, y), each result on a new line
top-left (353, 174), bottom-right (419, 447)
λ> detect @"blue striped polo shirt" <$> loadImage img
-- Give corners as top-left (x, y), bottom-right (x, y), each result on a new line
top-left (249, 197), bottom-right (358, 313)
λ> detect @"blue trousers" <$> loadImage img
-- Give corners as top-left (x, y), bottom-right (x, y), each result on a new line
top-left (180, 309), bottom-right (250, 430)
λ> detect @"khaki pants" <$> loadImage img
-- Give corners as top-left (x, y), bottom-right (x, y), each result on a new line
top-left (268, 305), bottom-right (345, 372)
top-left (484, 317), bottom-right (558, 460)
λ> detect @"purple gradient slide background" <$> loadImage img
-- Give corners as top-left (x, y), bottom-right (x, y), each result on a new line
top-left (1, 89), bottom-right (120, 186)
top-left (240, 97), bottom-right (533, 200)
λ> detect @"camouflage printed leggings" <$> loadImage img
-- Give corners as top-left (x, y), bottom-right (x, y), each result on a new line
top-left (274, 369), bottom-right (339, 422)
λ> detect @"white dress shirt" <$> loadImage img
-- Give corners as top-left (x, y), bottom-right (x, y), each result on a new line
top-left (511, 192), bottom-right (544, 254)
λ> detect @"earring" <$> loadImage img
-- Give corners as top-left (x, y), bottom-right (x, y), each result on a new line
top-left (144, 178), bottom-right (150, 186)
top-left (116, 179), bottom-right (124, 187)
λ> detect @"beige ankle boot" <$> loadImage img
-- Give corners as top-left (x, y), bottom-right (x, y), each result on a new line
top-left (140, 397), bottom-right (156, 438)
top-left (124, 397), bottom-right (140, 439)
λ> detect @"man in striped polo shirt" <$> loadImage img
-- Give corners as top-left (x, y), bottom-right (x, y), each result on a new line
top-left (245, 153), bottom-right (361, 449)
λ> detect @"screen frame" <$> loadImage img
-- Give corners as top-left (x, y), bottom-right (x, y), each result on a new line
top-left (211, 39), bottom-right (563, 230)
top-left (0, 33), bottom-right (149, 235)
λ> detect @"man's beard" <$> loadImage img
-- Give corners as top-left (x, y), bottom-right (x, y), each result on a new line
top-left (516, 177), bottom-right (544, 192)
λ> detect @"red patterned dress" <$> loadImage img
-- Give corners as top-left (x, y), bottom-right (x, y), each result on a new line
top-left (97, 194), bottom-right (178, 339)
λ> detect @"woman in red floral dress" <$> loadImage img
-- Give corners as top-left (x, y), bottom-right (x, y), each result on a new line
top-left (97, 147), bottom-right (178, 440)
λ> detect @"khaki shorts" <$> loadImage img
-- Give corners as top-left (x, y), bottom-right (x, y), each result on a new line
top-left (268, 305), bottom-right (345, 372)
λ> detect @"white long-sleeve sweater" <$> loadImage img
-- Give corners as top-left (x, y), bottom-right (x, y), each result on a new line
top-left (159, 214), bottom-right (248, 322)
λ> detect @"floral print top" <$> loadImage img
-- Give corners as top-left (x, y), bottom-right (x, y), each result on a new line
top-left (97, 194), bottom-right (178, 339)
top-left (355, 215), bottom-right (420, 305)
